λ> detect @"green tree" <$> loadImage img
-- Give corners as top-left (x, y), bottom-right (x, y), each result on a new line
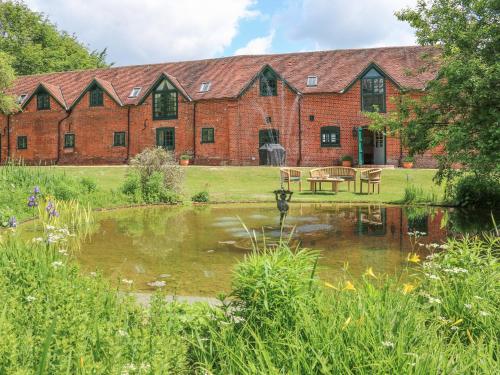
top-left (368, 0), bottom-right (500, 185)
top-left (0, 0), bottom-right (109, 75)
top-left (0, 52), bottom-right (17, 114)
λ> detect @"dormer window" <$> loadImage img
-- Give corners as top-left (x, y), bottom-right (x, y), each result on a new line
top-left (199, 82), bottom-right (211, 93)
top-left (89, 86), bottom-right (104, 107)
top-left (361, 68), bottom-right (386, 112)
top-left (152, 79), bottom-right (178, 120)
top-left (37, 92), bottom-right (50, 110)
top-left (129, 87), bottom-right (142, 98)
top-left (307, 76), bottom-right (317, 87)
top-left (260, 68), bottom-right (277, 96)
top-left (17, 94), bottom-right (27, 104)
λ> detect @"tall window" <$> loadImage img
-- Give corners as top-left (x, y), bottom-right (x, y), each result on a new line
top-left (17, 136), bottom-right (28, 150)
top-left (361, 68), bottom-right (385, 112)
top-left (113, 132), bottom-right (126, 147)
top-left (320, 126), bottom-right (340, 147)
top-left (64, 134), bottom-right (75, 148)
top-left (153, 79), bottom-right (178, 120)
top-left (260, 68), bottom-right (277, 96)
top-left (89, 86), bottom-right (104, 107)
top-left (37, 92), bottom-right (50, 110)
top-left (156, 127), bottom-right (175, 150)
top-left (201, 128), bottom-right (214, 143)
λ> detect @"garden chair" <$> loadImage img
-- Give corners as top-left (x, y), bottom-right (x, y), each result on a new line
top-left (360, 169), bottom-right (382, 194)
top-left (280, 168), bottom-right (302, 191)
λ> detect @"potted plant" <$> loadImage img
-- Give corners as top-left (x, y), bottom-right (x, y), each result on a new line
top-left (402, 155), bottom-right (414, 169)
top-left (341, 155), bottom-right (353, 167)
top-left (179, 154), bottom-right (191, 166)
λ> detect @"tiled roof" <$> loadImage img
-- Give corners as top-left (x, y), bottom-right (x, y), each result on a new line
top-left (11, 46), bottom-right (439, 108)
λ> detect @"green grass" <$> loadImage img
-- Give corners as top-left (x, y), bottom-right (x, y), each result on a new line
top-left (57, 166), bottom-right (444, 204)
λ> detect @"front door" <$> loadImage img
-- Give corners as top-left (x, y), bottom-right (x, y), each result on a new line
top-left (156, 127), bottom-right (175, 150)
top-left (358, 127), bottom-right (385, 165)
top-left (373, 131), bottom-right (385, 165)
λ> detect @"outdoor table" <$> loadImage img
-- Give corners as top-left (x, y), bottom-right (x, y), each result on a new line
top-left (307, 177), bottom-right (345, 193)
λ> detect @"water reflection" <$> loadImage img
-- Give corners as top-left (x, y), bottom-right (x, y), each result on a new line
top-left (70, 203), bottom-right (475, 296)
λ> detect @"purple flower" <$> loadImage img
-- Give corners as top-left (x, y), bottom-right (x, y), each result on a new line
top-left (27, 195), bottom-right (38, 208)
top-left (34, 186), bottom-right (41, 195)
top-left (8, 216), bottom-right (17, 228)
top-left (45, 201), bottom-right (54, 213)
top-left (49, 209), bottom-right (59, 218)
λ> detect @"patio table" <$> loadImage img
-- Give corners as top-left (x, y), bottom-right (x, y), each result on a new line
top-left (307, 177), bottom-right (345, 193)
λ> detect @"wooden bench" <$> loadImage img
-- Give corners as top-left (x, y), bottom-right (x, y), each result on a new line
top-left (309, 167), bottom-right (357, 192)
top-left (360, 168), bottom-right (382, 194)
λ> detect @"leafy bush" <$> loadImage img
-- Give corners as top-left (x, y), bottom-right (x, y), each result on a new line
top-left (340, 155), bottom-right (353, 162)
top-left (402, 155), bottom-right (414, 162)
top-left (80, 177), bottom-right (97, 193)
top-left (130, 147), bottom-right (184, 193)
top-left (452, 175), bottom-right (500, 208)
top-left (191, 191), bottom-right (209, 203)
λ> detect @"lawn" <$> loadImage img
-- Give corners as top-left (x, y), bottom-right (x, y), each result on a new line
top-left (57, 166), bottom-right (444, 204)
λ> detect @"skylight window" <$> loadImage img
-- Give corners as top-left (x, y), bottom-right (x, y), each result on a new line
top-left (129, 87), bottom-right (142, 98)
top-left (307, 76), bottom-right (318, 87)
top-left (199, 82), bottom-right (211, 93)
top-left (17, 94), bottom-right (27, 104)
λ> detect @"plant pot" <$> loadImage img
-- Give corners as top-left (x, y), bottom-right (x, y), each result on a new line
top-left (180, 159), bottom-right (190, 166)
top-left (402, 162), bottom-right (414, 169)
top-left (342, 160), bottom-right (352, 167)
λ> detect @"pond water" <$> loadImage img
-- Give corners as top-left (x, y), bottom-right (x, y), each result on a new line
top-left (51, 203), bottom-right (493, 297)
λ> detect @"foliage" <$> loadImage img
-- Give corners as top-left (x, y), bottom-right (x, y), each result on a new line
top-left (368, 0), bottom-right (500, 186)
top-left (180, 154), bottom-right (191, 161)
top-left (401, 183), bottom-right (438, 204)
top-left (402, 155), bottom-right (414, 162)
top-left (122, 170), bottom-right (181, 204)
top-left (129, 147), bottom-right (184, 193)
top-left (191, 191), bottom-right (209, 203)
top-left (452, 174), bottom-right (500, 208)
top-left (340, 155), bottom-right (353, 162)
top-left (0, 51), bottom-right (18, 114)
top-left (0, 0), bottom-right (109, 75)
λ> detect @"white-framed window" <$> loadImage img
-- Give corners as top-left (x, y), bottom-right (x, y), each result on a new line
top-left (199, 82), bottom-right (211, 92)
top-left (307, 76), bottom-right (318, 87)
top-left (128, 87), bottom-right (142, 98)
top-left (17, 94), bottom-right (27, 104)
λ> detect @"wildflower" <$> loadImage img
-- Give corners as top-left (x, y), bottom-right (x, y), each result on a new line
top-left (450, 325), bottom-right (459, 331)
top-left (426, 254), bottom-right (438, 260)
top-left (26, 295), bottom-right (36, 302)
top-left (27, 195), bottom-right (38, 207)
top-left (122, 278), bottom-right (133, 285)
top-left (443, 267), bottom-right (468, 274)
top-left (7, 216), bottom-right (17, 228)
top-left (45, 201), bottom-right (54, 213)
top-left (429, 243), bottom-right (439, 249)
top-left (437, 316), bottom-right (451, 323)
top-left (147, 280), bottom-right (166, 288)
top-left (34, 186), bottom-right (41, 195)
top-left (464, 303), bottom-right (472, 309)
top-left (381, 341), bottom-right (395, 348)
top-left (479, 311), bottom-right (490, 317)
top-left (324, 281), bottom-right (338, 290)
top-left (427, 296), bottom-right (442, 304)
top-left (117, 329), bottom-right (128, 337)
top-left (32, 237), bottom-right (44, 243)
top-left (343, 281), bottom-right (356, 291)
top-left (427, 274), bottom-right (440, 280)
top-left (52, 261), bottom-right (64, 268)
top-left (364, 267), bottom-right (377, 279)
top-left (402, 283), bottom-right (416, 295)
top-left (58, 249), bottom-right (68, 255)
top-left (407, 253), bottom-right (420, 263)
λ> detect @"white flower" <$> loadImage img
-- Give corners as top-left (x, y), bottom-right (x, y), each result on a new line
top-left (147, 280), bottom-right (166, 288)
top-left (382, 341), bottom-right (395, 348)
top-left (90, 272), bottom-right (97, 277)
top-left (26, 295), bottom-right (36, 302)
top-left (479, 311), bottom-right (490, 317)
top-left (52, 261), bottom-right (64, 268)
top-left (46, 225), bottom-right (55, 230)
top-left (32, 237), bottom-right (44, 243)
top-left (437, 316), bottom-right (451, 323)
top-left (425, 273), bottom-right (440, 280)
top-left (117, 329), bottom-right (128, 337)
top-left (443, 267), bottom-right (468, 274)
top-left (121, 279), bottom-right (133, 285)
top-left (464, 303), bottom-right (472, 309)
top-left (428, 296), bottom-right (442, 304)
top-left (426, 254), bottom-right (438, 260)
top-left (450, 325), bottom-right (459, 331)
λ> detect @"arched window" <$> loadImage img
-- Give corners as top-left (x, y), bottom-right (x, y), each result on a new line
top-left (361, 68), bottom-right (385, 112)
top-left (260, 68), bottom-right (277, 96)
top-left (89, 86), bottom-right (104, 107)
top-left (153, 79), bottom-right (178, 120)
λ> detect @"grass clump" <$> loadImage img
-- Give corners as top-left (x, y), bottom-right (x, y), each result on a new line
top-left (191, 191), bottom-right (209, 203)
top-left (401, 183), bottom-right (438, 204)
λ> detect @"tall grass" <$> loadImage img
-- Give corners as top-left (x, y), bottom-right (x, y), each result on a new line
top-left (401, 183), bottom-right (438, 204)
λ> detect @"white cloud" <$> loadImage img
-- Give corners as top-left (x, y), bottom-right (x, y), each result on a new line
top-left (278, 0), bottom-right (417, 49)
top-left (234, 30), bottom-right (275, 55)
top-left (25, 0), bottom-right (258, 65)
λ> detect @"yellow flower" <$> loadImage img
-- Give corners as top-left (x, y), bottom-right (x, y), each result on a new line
top-left (364, 267), bottom-right (377, 279)
top-left (344, 281), bottom-right (356, 291)
top-left (342, 316), bottom-right (352, 330)
top-left (407, 253), bottom-right (421, 263)
top-left (324, 282), bottom-right (339, 290)
top-left (402, 283), bottom-right (416, 295)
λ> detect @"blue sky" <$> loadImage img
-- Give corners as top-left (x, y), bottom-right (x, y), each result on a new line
top-left (26, 0), bottom-right (417, 66)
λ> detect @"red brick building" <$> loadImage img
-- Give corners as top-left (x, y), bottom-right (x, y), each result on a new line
top-left (0, 46), bottom-right (439, 166)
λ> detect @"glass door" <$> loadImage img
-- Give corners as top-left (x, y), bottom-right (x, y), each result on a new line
top-left (156, 127), bottom-right (175, 150)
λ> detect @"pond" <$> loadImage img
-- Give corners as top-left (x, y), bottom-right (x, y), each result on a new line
top-left (49, 203), bottom-right (493, 297)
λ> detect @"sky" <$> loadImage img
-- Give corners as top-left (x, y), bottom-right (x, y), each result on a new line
top-left (25, 0), bottom-right (418, 66)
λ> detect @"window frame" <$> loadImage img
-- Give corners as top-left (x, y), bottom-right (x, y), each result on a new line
top-left (156, 127), bottom-right (175, 150)
top-left (113, 132), bottom-right (127, 147)
top-left (89, 86), bottom-right (104, 107)
top-left (152, 80), bottom-right (178, 120)
top-left (361, 69), bottom-right (386, 113)
top-left (17, 136), bottom-right (28, 150)
top-left (201, 127), bottom-right (215, 144)
top-left (64, 133), bottom-right (75, 148)
top-left (37, 92), bottom-right (50, 110)
top-left (307, 75), bottom-right (318, 87)
top-left (129, 87), bottom-right (142, 98)
top-left (259, 68), bottom-right (278, 96)
top-left (320, 126), bottom-right (341, 148)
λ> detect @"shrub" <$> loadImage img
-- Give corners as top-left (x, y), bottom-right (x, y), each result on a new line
top-left (142, 171), bottom-right (165, 203)
top-left (402, 155), bottom-right (415, 162)
top-left (130, 147), bottom-right (184, 193)
top-left (79, 177), bottom-right (97, 193)
top-left (52, 183), bottom-right (79, 201)
top-left (452, 175), bottom-right (500, 208)
top-left (340, 155), bottom-right (353, 162)
top-left (191, 191), bottom-right (209, 203)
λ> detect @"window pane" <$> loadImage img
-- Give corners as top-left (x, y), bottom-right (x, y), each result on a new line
top-left (37, 93), bottom-right (50, 110)
top-left (90, 88), bottom-right (103, 106)
top-left (321, 126), bottom-right (340, 147)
